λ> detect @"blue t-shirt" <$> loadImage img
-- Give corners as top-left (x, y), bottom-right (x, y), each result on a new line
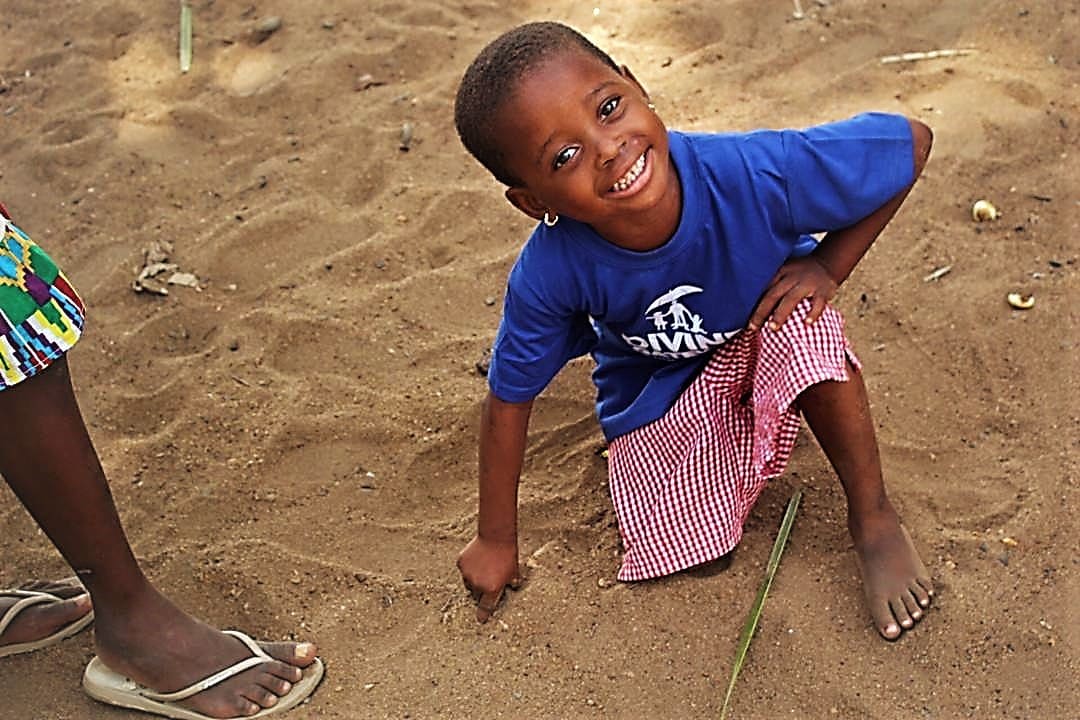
top-left (488, 112), bottom-right (914, 441)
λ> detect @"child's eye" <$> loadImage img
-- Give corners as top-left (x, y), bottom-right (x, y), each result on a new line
top-left (553, 146), bottom-right (579, 170)
top-left (599, 96), bottom-right (621, 118)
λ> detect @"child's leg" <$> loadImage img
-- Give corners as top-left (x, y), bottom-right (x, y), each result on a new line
top-left (0, 357), bottom-right (317, 717)
top-left (797, 364), bottom-right (933, 640)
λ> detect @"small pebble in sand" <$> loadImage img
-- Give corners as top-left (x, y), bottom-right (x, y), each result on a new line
top-left (475, 348), bottom-right (492, 376)
top-left (252, 16), bottom-right (282, 44)
top-left (399, 122), bottom-right (414, 151)
top-left (355, 73), bottom-right (385, 91)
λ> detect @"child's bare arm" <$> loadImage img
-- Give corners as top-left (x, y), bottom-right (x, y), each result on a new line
top-left (749, 118), bottom-right (933, 330)
top-left (457, 391), bottom-right (533, 622)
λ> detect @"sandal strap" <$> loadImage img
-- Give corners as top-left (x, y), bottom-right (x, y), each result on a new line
top-left (0, 590), bottom-right (61, 637)
top-left (139, 630), bottom-right (274, 703)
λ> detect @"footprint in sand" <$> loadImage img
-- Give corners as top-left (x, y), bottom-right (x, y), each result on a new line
top-left (216, 47), bottom-right (288, 97)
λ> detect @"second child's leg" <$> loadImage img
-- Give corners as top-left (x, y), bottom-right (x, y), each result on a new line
top-left (797, 366), bottom-right (933, 640)
top-left (0, 357), bottom-right (318, 718)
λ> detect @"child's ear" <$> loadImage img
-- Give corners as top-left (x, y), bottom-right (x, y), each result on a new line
top-left (504, 186), bottom-right (547, 222)
top-left (620, 64), bottom-right (649, 102)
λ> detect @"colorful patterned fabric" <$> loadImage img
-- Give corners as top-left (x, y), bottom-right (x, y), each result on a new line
top-left (606, 300), bottom-right (859, 581)
top-left (0, 203), bottom-right (85, 390)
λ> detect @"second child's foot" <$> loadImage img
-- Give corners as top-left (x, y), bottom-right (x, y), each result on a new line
top-left (850, 506), bottom-right (933, 640)
top-left (92, 585), bottom-right (319, 718)
top-left (0, 579), bottom-right (92, 654)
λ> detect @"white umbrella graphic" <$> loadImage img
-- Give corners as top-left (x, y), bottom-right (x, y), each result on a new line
top-left (646, 285), bottom-right (704, 314)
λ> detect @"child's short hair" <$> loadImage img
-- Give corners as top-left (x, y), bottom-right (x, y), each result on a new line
top-left (454, 22), bottom-right (620, 186)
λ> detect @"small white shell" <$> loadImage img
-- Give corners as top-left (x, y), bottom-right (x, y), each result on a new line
top-left (972, 200), bottom-right (999, 222)
top-left (1006, 292), bottom-right (1034, 309)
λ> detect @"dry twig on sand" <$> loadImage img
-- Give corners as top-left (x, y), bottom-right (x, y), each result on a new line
top-left (880, 49), bottom-right (976, 64)
top-left (179, 1), bottom-right (192, 73)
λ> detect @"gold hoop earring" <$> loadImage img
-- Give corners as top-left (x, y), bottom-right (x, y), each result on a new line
top-left (543, 212), bottom-right (559, 227)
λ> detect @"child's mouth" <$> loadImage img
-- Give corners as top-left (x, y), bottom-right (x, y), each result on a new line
top-left (609, 149), bottom-right (649, 195)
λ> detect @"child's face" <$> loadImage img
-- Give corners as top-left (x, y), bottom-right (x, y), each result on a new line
top-left (496, 48), bottom-right (680, 247)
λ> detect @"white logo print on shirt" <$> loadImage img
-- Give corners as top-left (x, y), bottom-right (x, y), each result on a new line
top-left (620, 285), bottom-right (741, 359)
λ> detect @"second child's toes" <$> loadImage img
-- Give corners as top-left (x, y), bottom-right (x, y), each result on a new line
top-left (257, 672), bottom-right (293, 696)
top-left (209, 693), bottom-right (260, 718)
top-left (262, 659), bottom-right (303, 683)
top-left (245, 687), bottom-right (279, 709)
top-left (260, 641), bottom-right (317, 671)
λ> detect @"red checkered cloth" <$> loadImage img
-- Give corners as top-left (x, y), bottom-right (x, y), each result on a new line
top-left (606, 299), bottom-right (860, 581)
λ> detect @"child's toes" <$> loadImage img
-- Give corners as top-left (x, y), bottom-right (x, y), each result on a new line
top-left (910, 580), bottom-right (932, 609)
top-left (256, 672), bottom-right (293, 697)
top-left (917, 576), bottom-right (934, 604)
top-left (870, 599), bottom-right (902, 640)
top-left (260, 640), bottom-right (318, 671)
top-left (901, 590), bottom-right (923, 622)
top-left (243, 686), bottom-right (279, 710)
top-left (889, 597), bottom-right (914, 630)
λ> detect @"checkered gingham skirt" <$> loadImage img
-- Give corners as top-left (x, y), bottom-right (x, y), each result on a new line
top-left (606, 299), bottom-right (860, 581)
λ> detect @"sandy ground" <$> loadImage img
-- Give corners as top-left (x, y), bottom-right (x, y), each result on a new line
top-left (1, 1), bottom-right (1077, 718)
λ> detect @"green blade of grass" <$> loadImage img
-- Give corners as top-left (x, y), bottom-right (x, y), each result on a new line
top-left (179, 1), bottom-right (192, 73)
top-left (719, 489), bottom-right (802, 720)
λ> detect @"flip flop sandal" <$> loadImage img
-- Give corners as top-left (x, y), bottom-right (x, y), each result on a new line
top-left (83, 629), bottom-right (325, 719)
top-left (0, 587), bottom-right (94, 658)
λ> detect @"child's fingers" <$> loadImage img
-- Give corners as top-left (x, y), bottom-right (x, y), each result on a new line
top-left (474, 572), bottom-right (524, 621)
top-left (803, 294), bottom-right (829, 325)
top-left (475, 587), bottom-right (506, 623)
top-left (749, 278), bottom-right (797, 329)
top-left (766, 291), bottom-right (806, 330)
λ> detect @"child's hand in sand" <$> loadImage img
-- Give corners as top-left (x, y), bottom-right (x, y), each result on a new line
top-left (458, 536), bottom-right (523, 623)
top-left (748, 256), bottom-right (838, 331)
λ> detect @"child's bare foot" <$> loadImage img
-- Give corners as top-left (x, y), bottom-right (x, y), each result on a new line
top-left (0, 578), bottom-right (93, 655)
top-left (91, 584), bottom-right (319, 718)
top-left (849, 506), bottom-right (933, 640)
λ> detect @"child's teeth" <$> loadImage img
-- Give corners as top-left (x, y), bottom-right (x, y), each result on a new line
top-left (613, 152), bottom-right (646, 192)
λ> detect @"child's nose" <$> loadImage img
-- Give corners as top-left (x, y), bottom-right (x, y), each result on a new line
top-left (595, 131), bottom-right (626, 167)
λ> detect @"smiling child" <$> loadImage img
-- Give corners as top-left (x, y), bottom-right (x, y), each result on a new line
top-left (453, 21), bottom-right (934, 641)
